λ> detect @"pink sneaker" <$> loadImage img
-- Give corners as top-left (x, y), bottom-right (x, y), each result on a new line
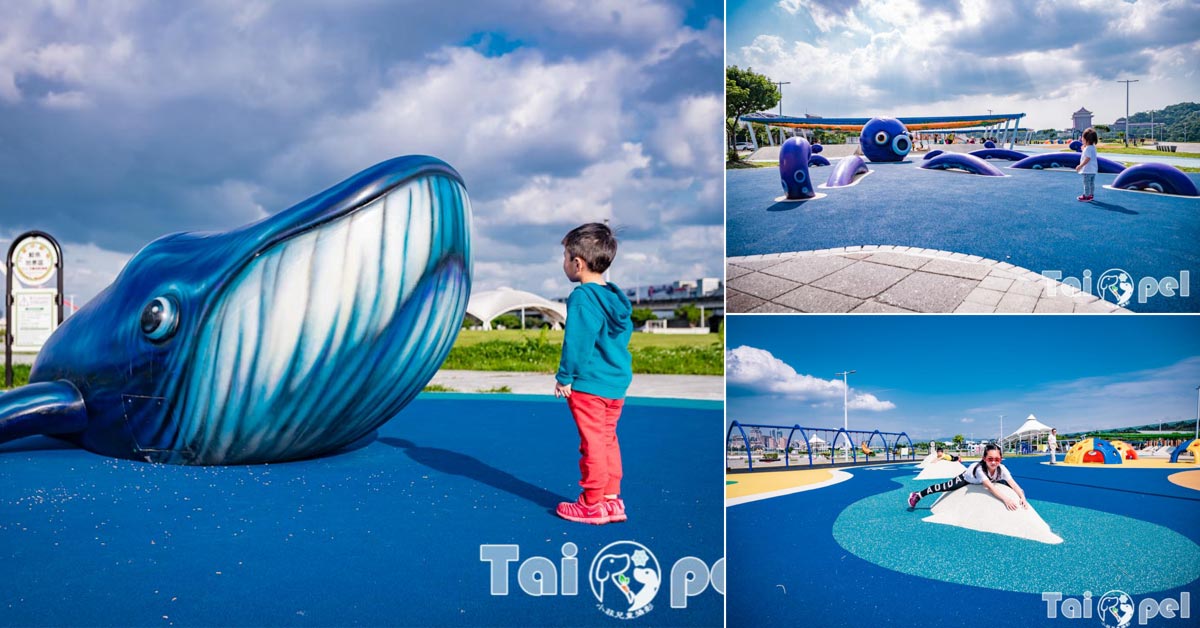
top-left (606, 497), bottom-right (627, 523)
top-left (1077, 195), bottom-right (1089, 202)
top-left (908, 492), bottom-right (920, 508)
top-left (556, 495), bottom-right (610, 525)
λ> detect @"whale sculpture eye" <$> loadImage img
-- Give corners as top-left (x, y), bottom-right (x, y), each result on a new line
top-left (874, 131), bottom-right (889, 145)
top-left (892, 134), bottom-right (911, 155)
top-left (794, 170), bottom-right (807, 184)
top-left (140, 296), bottom-right (179, 342)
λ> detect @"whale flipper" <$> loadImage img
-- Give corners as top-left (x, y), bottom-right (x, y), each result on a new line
top-left (922, 484), bottom-right (1063, 544)
top-left (0, 381), bottom-right (88, 445)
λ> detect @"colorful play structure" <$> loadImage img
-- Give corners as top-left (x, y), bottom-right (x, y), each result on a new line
top-left (1065, 437), bottom-right (1199, 465)
top-left (1064, 438), bottom-right (1122, 464)
top-left (725, 420), bottom-right (915, 471)
top-left (1109, 440), bottom-right (1140, 460)
top-left (1169, 438), bottom-right (1200, 464)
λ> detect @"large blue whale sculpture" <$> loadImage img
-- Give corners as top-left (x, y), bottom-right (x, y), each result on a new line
top-left (0, 156), bottom-right (472, 464)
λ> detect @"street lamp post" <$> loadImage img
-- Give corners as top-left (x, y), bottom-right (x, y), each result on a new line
top-left (836, 370), bottom-right (856, 461)
top-left (999, 414), bottom-right (1006, 450)
top-left (1117, 79), bottom-right (1139, 146)
top-left (773, 80), bottom-right (791, 117)
top-left (1194, 385), bottom-right (1199, 441)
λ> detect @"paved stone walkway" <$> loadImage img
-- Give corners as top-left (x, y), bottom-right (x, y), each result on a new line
top-left (428, 370), bottom-right (723, 400)
top-left (727, 246), bottom-right (1130, 314)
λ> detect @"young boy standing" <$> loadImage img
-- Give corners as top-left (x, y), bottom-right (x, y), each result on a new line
top-left (554, 223), bottom-right (633, 525)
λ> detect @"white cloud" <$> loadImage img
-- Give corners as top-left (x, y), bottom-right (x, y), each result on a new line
top-left (733, 0), bottom-right (1200, 129)
top-left (961, 417), bottom-right (975, 423)
top-left (494, 143), bottom-right (651, 226)
top-left (726, 345), bottom-right (896, 411)
top-left (270, 46), bottom-right (631, 196)
top-left (651, 94), bottom-right (724, 168)
top-left (0, 2), bottom-right (722, 307)
top-left (848, 393), bottom-right (896, 411)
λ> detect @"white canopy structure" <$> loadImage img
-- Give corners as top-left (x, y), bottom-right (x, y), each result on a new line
top-left (1002, 414), bottom-right (1054, 450)
top-left (465, 287), bottom-right (567, 330)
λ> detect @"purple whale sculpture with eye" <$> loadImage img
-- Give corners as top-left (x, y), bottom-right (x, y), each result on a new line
top-left (779, 136), bottom-right (816, 200)
top-left (860, 117), bottom-right (911, 162)
top-left (1111, 163), bottom-right (1199, 197)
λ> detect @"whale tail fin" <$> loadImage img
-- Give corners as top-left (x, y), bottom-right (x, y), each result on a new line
top-left (0, 381), bottom-right (88, 445)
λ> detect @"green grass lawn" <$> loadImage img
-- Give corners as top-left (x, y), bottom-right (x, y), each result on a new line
top-left (1098, 144), bottom-right (1200, 159)
top-left (443, 330), bottom-right (723, 375)
top-left (2, 330), bottom-right (724, 391)
top-left (726, 160), bottom-right (774, 169)
top-left (2, 364), bottom-right (31, 390)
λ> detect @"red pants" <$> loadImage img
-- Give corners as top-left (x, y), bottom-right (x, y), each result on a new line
top-left (567, 391), bottom-right (625, 504)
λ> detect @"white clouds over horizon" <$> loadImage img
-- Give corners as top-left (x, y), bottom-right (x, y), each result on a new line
top-left (961, 355), bottom-right (1200, 435)
top-left (731, 0), bottom-right (1199, 129)
top-left (0, 1), bottom-right (722, 307)
top-left (726, 345), bottom-right (897, 411)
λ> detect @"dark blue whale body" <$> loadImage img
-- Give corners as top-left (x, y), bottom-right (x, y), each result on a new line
top-left (1012, 152), bottom-right (1125, 174)
top-left (919, 153), bottom-right (1006, 176)
top-left (824, 155), bottom-right (869, 188)
top-left (0, 156), bottom-right (472, 464)
top-left (1111, 163), bottom-right (1199, 197)
top-left (970, 148), bottom-right (1026, 161)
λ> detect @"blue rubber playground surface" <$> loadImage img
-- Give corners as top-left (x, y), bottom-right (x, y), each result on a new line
top-left (727, 160), bottom-right (1200, 312)
top-left (0, 394), bottom-right (723, 627)
top-left (727, 456), bottom-right (1200, 627)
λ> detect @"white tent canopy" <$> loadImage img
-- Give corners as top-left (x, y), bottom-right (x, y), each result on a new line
top-left (466, 287), bottom-right (567, 330)
top-left (1003, 414), bottom-right (1054, 447)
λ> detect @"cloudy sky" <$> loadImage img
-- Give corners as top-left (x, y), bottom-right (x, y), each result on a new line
top-left (0, 0), bottom-right (723, 311)
top-left (726, 316), bottom-right (1200, 441)
top-left (727, 0), bottom-right (1200, 131)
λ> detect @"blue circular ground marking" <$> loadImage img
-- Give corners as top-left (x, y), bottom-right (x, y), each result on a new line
top-left (832, 478), bottom-right (1200, 595)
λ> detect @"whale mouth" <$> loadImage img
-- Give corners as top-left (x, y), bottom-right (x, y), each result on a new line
top-left (170, 172), bottom-right (470, 463)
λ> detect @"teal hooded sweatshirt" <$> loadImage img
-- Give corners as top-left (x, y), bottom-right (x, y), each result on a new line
top-left (556, 282), bottom-right (633, 399)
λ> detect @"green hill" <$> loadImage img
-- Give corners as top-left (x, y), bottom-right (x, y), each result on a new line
top-left (1124, 101), bottom-right (1200, 142)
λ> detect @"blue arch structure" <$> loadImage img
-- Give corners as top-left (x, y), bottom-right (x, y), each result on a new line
top-left (727, 421), bottom-right (918, 470)
top-left (784, 424), bottom-right (813, 467)
top-left (893, 432), bottom-right (915, 462)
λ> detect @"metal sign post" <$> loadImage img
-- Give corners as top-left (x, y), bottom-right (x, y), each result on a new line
top-left (5, 231), bottom-right (64, 388)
